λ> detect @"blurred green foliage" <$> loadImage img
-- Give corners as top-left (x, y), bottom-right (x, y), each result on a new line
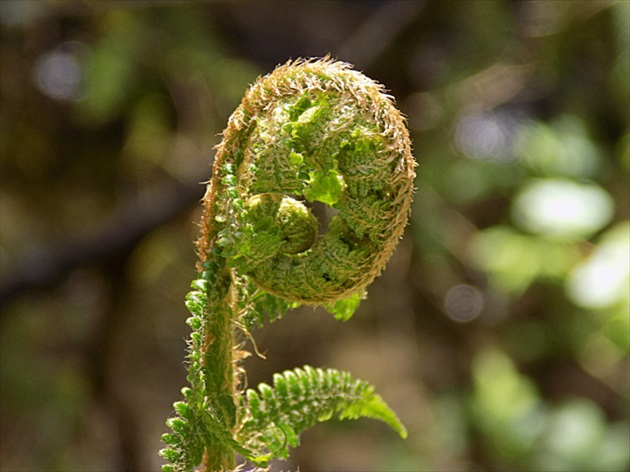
top-left (0, 1), bottom-right (628, 471)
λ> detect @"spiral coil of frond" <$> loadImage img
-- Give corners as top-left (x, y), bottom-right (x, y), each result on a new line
top-left (198, 57), bottom-right (415, 304)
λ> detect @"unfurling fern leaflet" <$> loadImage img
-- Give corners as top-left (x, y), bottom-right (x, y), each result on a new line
top-left (238, 366), bottom-right (408, 465)
top-left (160, 57), bottom-right (415, 471)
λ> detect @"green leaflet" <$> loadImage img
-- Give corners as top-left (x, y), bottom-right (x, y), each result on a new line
top-left (326, 291), bottom-right (364, 322)
top-left (240, 284), bottom-right (300, 331)
top-left (160, 400), bottom-right (252, 472)
top-left (237, 366), bottom-right (407, 465)
top-left (241, 282), bottom-right (362, 330)
top-left (303, 168), bottom-right (346, 206)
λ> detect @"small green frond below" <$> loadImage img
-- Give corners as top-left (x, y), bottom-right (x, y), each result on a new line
top-left (325, 291), bottom-right (364, 321)
top-left (236, 365), bottom-right (407, 465)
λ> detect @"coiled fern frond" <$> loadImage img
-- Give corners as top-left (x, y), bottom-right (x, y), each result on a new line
top-left (198, 56), bottom-right (415, 306)
top-left (161, 57), bottom-right (415, 471)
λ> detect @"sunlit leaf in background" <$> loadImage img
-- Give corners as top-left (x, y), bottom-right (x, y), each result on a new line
top-left (567, 222), bottom-right (630, 310)
top-left (516, 116), bottom-right (603, 178)
top-left (471, 348), bottom-right (544, 460)
top-left (567, 222), bottom-right (630, 354)
top-left (472, 349), bottom-right (539, 421)
top-left (512, 179), bottom-right (614, 241)
top-left (469, 225), bottom-right (581, 295)
top-left (535, 399), bottom-right (630, 472)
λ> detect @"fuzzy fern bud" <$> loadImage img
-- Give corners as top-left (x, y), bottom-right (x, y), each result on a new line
top-left (198, 57), bottom-right (415, 305)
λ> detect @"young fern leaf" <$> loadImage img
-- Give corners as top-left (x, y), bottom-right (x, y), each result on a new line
top-left (237, 366), bottom-right (407, 465)
top-left (197, 57), bottom-right (415, 309)
top-left (161, 57), bottom-right (415, 471)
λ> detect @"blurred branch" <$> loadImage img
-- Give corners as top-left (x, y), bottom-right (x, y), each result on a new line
top-left (336, 0), bottom-right (425, 69)
top-left (452, 62), bottom-right (536, 112)
top-left (0, 178), bottom-right (205, 311)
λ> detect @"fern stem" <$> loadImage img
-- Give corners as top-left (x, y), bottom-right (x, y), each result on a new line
top-left (199, 264), bottom-right (237, 470)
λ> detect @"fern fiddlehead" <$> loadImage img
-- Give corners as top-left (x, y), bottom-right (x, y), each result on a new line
top-left (161, 57), bottom-right (415, 471)
top-left (198, 57), bottom-right (415, 303)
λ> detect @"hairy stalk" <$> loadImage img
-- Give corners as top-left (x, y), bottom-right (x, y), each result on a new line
top-left (161, 57), bottom-right (415, 471)
top-left (200, 263), bottom-right (236, 471)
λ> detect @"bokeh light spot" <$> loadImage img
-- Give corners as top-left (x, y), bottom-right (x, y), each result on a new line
top-left (454, 112), bottom-right (520, 162)
top-left (444, 284), bottom-right (484, 322)
top-left (33, 44), bottom-right (86, 101)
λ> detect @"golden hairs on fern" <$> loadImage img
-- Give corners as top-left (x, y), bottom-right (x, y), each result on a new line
top-left (198, 57), bottom-right (415, 304)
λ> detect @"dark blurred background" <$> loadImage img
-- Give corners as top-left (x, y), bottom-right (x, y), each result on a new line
top-left (1, 1), bottom-right (628, 471)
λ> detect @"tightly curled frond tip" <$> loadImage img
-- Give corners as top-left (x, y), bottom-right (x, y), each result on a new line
top-left (198, 57), bottom-right (415, 305)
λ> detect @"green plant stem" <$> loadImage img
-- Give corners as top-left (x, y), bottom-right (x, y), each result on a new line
top-left (200, 263), bottom-right (237, 471)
